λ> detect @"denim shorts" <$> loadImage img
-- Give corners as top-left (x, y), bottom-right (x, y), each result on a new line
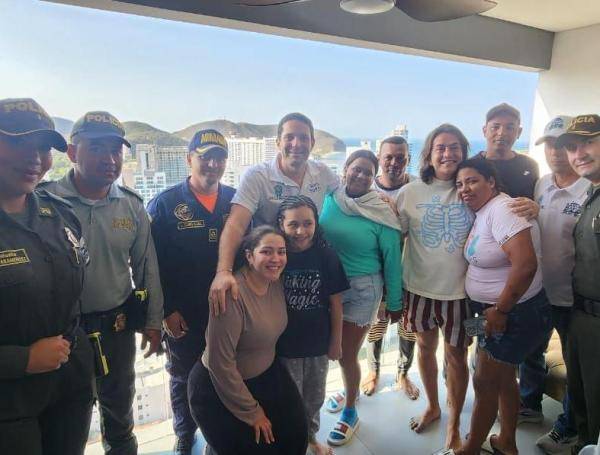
top-left (342, 273), bottom-right (384, 327)
top-left (470, 289), bottom-right (552, 365)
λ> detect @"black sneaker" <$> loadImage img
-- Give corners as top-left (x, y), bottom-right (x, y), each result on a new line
top-left (173, 435), bottom-right (195, 455)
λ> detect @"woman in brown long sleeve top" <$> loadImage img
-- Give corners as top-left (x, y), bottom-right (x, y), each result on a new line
top-left (188, 226), bottom-right (308, 455)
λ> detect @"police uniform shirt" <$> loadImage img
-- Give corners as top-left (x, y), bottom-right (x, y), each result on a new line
top-left (232, 155), bottom-right (339, 226)
top-left (0, 190), bottom-right (95, 420)
top-left (535, 174), bottom-right (590, 307)
top-left (147, 180), bottom-right (235, 331)
top-left (573, 183), bottom-right (600, 301)
top-left (40, 170), bottom-right (164, 329)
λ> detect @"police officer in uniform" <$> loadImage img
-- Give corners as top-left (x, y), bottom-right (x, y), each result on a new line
top-left (0, 98), bottom-right (94, 454)
top-left (556, 114), bottom-right (600, 453)
top-left (147, 129), bottom-right (235, 455)
top-left (40, 111), bottom-right (164, 455)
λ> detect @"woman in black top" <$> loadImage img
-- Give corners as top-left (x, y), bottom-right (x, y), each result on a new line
top-left (0, 98), bottom-right (94, 455)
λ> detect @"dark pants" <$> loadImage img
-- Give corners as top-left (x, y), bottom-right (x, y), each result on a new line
top-left (188, 359), bottom-right (308, 455)
top-left (519, 305), bottom-right (576, 436)
top-left (567, 309), bottom-right (600, 448)
top-left (95, 328), bottom-right (137, 455)
top-left (366, 323), bottom-right (416, 376)
top-left (0, 331), bottom-right (94, 455)
top-left (165, 328), bottom-right (205, 441)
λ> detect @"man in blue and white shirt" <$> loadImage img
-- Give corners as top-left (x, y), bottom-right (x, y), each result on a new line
top-left (518, 116), bottom-right (589, 454)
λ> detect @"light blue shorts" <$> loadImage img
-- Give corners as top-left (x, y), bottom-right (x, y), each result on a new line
top-left (342, 273), bottom-right (384, 327)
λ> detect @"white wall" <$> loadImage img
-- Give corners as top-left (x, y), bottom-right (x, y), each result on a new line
top-left (530, 24), bottom-right (600, 174)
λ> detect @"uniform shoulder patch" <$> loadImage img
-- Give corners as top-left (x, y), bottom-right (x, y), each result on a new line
top-left (36, 188), bottom-right (73, 208)
top-left (119, 185), bottom-right (144, 202)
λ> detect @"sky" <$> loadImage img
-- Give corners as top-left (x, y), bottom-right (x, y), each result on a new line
top-left (0, 0), bottom-right (539, 141)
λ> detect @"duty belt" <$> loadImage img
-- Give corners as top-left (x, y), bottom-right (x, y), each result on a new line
top-left (575, 295), bottom-right (600, 318)
top-left (81, 303), bottom-right (128, 333)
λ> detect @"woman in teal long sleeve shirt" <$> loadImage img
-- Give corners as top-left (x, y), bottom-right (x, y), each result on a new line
top-left (320, 150), bottom-right (403, 447)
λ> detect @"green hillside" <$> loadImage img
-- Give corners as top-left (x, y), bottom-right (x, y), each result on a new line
top-left (123, 121), bottom-right (187, 147)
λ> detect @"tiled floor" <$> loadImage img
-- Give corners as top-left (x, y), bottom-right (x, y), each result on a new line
top-left (86, 348), bottom-right (564, 455)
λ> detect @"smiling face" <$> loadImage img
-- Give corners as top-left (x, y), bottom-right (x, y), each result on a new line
top-left (245, 233), bottom-right (287, 282)
top-left (0, 133), bottom-right (52, 198)
top-left (564, 135), bottom-right (600, 184)
top-left (345, 156), bottom-right (376, 197)
top-left (279, 205), bottom-right (316, 252)
top-left (379, 142), bottom-right (409, 185)
top-left (430, 132), bottom-right (464, 181)
top-left (483, 114), bottom-right (522, 156)
top-left (68, 136), bottom-right (123, 188)
top-left (276, 119), bottom-right (315, 170)
top-left (456, 166), bottom-right (497, 211)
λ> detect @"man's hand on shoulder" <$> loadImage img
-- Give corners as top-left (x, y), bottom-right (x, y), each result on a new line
top-left (509, 197), bottom-right (539, 221)
top-left (208, 271), bottom-right (238, 316)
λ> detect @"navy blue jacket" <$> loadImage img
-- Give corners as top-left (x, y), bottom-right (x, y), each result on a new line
top-left (147, 180), bottom-right (235, 332)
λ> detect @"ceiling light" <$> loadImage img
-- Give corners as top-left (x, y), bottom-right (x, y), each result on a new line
top-left (340, 0), bottom-right (395, 15)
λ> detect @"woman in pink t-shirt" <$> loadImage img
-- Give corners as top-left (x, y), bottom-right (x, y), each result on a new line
top-left (452, 158), bottom-right (551, 455)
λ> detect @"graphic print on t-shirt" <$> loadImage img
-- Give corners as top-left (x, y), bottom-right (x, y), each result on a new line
top-left (416, 195), bottom-right (472, 253)
top-left (283, 268), bottom-right (323, 311)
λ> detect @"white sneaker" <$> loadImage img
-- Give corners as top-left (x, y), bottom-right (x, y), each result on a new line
top-left (536, 429), bottom-right (578, 454)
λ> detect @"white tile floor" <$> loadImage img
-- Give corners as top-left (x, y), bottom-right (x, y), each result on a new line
top-left (86, 348), bottom-right (564, 455)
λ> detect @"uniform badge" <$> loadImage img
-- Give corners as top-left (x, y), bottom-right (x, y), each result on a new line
top-left (209, 228), bottom-right (218, 242)
top-left (273, 184), bottom-right (284, 200)
top-left (174, 204), bottom-right (194, 221)
top-left (64, 227), bottom-right (90, 265)
top-left (113, 313), bottom-right (127, 332)
top-left (0, 249), bottom-right (30, 267)
top-left (308, 182), bottom-right (321, 193)
top-left (39, 206), bottom-right (53, 216)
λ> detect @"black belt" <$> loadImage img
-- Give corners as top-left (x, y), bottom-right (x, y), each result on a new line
top-left (574, 295), bottom-right (600, 318)
top-left (81, 303), bottom-right (128, 333)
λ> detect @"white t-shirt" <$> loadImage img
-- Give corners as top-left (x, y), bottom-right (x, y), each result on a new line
top-left (464, 193), bottom-right (543, 304)
top-left (232, 155), bottom-right (339, 226)
top-left (397, 178), bottom-right (474, 300)
top-left (535, 174), bottom-right (589, 307)
top-left (372, 175), bottom-right (415, 201)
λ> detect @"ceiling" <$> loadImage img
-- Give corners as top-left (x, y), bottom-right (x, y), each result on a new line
top-left (482, 0), bottom-right (600, 32)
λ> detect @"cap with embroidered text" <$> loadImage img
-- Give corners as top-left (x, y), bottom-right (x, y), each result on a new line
top-left (188, 129), bottom-right (228, 158)
top-left (70, 111), bottom-right (131, 147)
top-left (0, 98), bottom-right (67, 152)
top-left (556, 114), bottom-right (600, 148)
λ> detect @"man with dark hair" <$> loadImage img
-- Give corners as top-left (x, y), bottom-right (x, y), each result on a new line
top-left (40, 112), bottom-right (164, 455)
top-left (147, 129), bottom-right (235, 455)
top-left (557, 114), bottom-right (600, 454)
top-left (209, 113), bottom-right (338, 313)
top-left (361, 136), bottom-right (419, 400)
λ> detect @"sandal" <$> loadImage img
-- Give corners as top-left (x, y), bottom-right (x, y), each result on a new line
top-left (325, 391), bottom-right (346, 413)
top-left (482, 434), bottom-right (507, 454)
top-left (327, 415), bottom-right (360, 446)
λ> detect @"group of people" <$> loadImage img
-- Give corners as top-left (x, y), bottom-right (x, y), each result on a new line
top-left (0, 96), bottom-right (598, 455)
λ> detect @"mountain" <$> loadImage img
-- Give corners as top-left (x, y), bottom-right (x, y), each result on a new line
top-left (174, 120), bottom-right (346, 156)
top-left (52, 117), bottom-right (74, 138)
top-left (123, 121), bottom-right (187, 147)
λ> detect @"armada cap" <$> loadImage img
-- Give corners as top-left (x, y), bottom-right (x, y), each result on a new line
top-left (0, 98), bottom-right (67, 152)
top-left (486, 103), bottom-right (521, 124)
top-left (188, 129), bottom-right (228, 158)
top-left (556, 114), bottom-right (600, 149)
top-left (535, 115), bottom-right (573, 146)
top-left (71, 111), bottom-right (131, 147)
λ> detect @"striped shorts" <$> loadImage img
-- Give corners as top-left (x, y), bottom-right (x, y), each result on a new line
top-left (402, 290), bottom-right (471, 348)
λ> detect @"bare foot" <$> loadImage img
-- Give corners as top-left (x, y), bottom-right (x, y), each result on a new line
top-left (409, 407), bottom-right (441, 433)
top-left (445, 426), bottom-right (462, 450)
top-left (361, 371), bottom-right (379, 396)
top-left (310, 441), bottom-right (334, 455)
top-left (489, 434), bottom-right (518, 455)
top-left (398, 374), bottom-right (420, 400)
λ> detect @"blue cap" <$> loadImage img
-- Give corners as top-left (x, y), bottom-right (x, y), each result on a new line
top-left (188, 129), bottom-right (228, 158)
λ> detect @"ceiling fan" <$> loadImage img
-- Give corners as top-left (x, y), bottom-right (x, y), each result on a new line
top-left (237, 0), bottom-right (498, 22)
